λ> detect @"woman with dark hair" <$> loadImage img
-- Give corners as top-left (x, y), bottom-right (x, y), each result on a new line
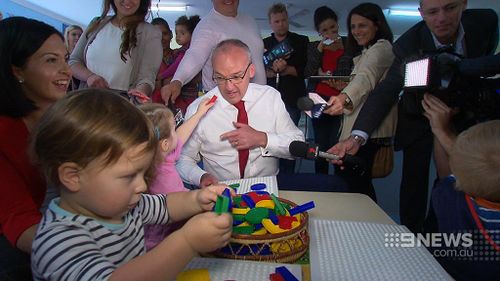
top-left (304, 6), bottom-right (348, 175)
top-left (0, 16), bottom-right (71, 280)
top-left (324, 2), bottom-right (398, 201)
top-left (151, 17), bottom-right (175, 103)
top-left (69, 0), bottom-right (162, 97)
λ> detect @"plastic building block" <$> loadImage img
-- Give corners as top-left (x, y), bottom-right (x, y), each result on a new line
top-left (288, 201), bottom-right (315, 216)
top-left (275, 266), bottom-right (299, 281)
top-left (250, 183), bottom-right (266, 190)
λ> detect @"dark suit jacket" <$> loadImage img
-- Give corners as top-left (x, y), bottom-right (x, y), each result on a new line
top-left (352, 9), bottom-right (498, 148)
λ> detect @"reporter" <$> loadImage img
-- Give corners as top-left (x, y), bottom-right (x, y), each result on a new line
top-left (0, 16), bottom-right (71, 280)
top-left (325, 3), bottom-right (396, 201)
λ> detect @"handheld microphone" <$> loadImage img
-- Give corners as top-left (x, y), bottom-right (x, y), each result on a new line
top-left (289, 140), bottom-right (366, 175)
top-left (297, 97), bottom-right (331, 118)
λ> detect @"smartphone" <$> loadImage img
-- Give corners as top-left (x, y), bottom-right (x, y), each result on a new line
top-left (263, 40), bottom-right (294, 67)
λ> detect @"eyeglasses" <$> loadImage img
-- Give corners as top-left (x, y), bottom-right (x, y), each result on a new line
top-left (212, 63), bottom-right (251, 85)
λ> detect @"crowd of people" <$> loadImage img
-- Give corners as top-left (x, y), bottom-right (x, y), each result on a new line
top-left (0, 0), bottom-right (498, 280)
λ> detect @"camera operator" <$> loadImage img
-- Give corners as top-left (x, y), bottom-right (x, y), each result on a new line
top-left (327, 0), bottom-right (498, 233)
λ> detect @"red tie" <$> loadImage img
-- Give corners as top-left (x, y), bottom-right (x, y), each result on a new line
top-left (234, 101), bottom-right (249, 178)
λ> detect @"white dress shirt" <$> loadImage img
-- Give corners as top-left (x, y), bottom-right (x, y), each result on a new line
top-left (171, 9), bottom-right (266, 91)
top-left (177, 83), bottom-right (304, 185)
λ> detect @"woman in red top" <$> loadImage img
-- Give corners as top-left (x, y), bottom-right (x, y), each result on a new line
top-left (305, 6), bottom-right (351, 174)
top-left (0, 17), bottom-right (71, 280)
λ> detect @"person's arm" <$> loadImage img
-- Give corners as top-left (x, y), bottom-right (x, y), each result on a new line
top-left (176, 97), bottom-right (214, 143)
top-left (131, 24), bottom-right (163, 97)
top-left (324, 40), bottom-right (395, 116)
top-left (0, 153), bottom-right (42, 253)
top-left (351, 41), bottom-right (406, 136)
top-left (175, 100), bottom-right (207, 186)
top-left (421, 93), bottom-right (457, 154)
top-left (259, 89), bottom-right (305, 159)
top-left (171, 21), bottom-right (218, 86)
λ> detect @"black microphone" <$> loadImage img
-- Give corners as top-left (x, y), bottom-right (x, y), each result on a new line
top-left (289, 140), bottom-right (366, 175)
top-left (297, 97), bottom-right (332, 118)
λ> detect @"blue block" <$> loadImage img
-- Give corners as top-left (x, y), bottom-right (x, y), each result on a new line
top-left (250, 183), bottom-right (267, 190)
top-left (275, 266), bottom-right (299, 281)
top-left (241, 194), bottom-right (256, 208)
top-left (288, 201), bottom-right (315, 216)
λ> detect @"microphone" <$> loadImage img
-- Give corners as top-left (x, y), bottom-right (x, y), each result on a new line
top-left (297, 97), bottom-right (331, 118)
top-left (289, 140), bottom-right (366, 175)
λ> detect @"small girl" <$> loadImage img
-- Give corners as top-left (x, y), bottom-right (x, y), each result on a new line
top-left (30, 89), bottom-right (231, 281)
top-left (155, 15), bottom-right (202, 115)
top-left (139, 96), bottom-right (215, 250)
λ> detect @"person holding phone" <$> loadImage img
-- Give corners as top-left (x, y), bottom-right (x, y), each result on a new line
top-left (304, 6), bottom-right (349, 175)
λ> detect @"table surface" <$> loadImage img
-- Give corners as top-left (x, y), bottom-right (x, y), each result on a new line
top-left (280, 191), bottom-right (395, 225)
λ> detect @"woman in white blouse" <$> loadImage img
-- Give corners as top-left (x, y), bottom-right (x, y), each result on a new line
top-left (323, 2), bottom-right (397, 201)
top-left (69, 0), bottom-right (162, 97)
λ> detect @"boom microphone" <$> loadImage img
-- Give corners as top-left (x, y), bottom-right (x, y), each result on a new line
top-left (289, 140), bottom-right (366, 175)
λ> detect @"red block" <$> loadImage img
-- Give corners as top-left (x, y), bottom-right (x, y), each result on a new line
top-left (269, 273), bottom-right (285, 281)
top-left (277, 215), bottom-right (297, 229)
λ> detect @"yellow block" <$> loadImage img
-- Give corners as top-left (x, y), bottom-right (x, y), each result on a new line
top-left (176, 268), bottom-right (211, 281)
top-left (255, 199), bottom-right (275, 209)
top-left (232, 207), bottom-right (250, 215)
top-left (270, 238), bottom-right (304, 254)
top-left (262, 218), bottom-right (287, 234)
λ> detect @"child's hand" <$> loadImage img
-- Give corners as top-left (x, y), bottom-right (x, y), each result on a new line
top-left (196, 184), bottom-right (235, 211)
top-left (181, 212), bottom-right (232, 253)
top-left (195, 97), bottom-right (216, 117)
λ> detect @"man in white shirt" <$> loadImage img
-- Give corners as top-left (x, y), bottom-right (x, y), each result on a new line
top-left (177, 39), bottom-right (304, 187)
top-left (161, 0), bottom-right (266, 104)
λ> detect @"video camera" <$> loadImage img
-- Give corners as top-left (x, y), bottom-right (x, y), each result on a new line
top-left (403, 49), bottom-right (500, 121)
top-left (263, 39), bottom-right (294, 67)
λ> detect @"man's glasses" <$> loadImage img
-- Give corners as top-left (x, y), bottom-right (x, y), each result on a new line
top-left (212, 63), bottom-right (251, 85)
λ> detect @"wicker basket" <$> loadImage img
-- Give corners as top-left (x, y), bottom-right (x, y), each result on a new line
top-left (212, 198), bottom-right (309, 263)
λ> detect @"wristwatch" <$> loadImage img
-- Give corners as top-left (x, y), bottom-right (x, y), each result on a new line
top-left (350, 134), bottom-right (365, 146)
top-left (342, 93), bottom-right (353, 110)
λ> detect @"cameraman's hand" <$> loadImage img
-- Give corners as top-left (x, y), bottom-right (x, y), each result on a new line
top-left (421, 93), bottom-right (458, 136)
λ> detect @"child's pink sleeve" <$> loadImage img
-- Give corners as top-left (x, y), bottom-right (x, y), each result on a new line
top-left (159, 51), bottom-right (186, 80)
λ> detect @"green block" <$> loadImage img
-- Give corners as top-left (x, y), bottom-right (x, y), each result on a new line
top-left (245, 207), bottom-right (270, 225)
top-left (270, 193), bottom-right (286, 216)
top-left (232, 225), bottom-right (255, 235)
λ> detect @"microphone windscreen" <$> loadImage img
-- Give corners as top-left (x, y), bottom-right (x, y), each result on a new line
top-left (289, 140), bottom-right (309, 157)
top-left (297, 97), bottom-right (314, 111)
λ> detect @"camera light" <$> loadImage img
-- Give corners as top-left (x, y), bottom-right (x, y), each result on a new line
top-left (404, 58), bottom-right (430, 88)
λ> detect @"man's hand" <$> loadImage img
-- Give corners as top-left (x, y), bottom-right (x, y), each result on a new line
top-left (200, 173), bottom-right (218, 188)
top-left (87, 73), bottom-right (109, 88)
top-left (271, 58), bottom-right (287, 74)
top-left (161, 80), bottom-right (182, 104)
top-left (421, 93), bottom-right (458, 136)
top-left (326, 136), bottom-right (361, 166)
top-left (220, 122), bottom-right (267, 150)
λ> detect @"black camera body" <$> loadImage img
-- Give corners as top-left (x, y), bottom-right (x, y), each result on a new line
top-left (402, 50), bottom-right (500, 122)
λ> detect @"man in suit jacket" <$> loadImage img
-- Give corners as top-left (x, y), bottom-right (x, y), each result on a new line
top-left (327, 0), bottom-right (498, 233)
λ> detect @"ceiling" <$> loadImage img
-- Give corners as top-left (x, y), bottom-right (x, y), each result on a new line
top-left (10, 0), bottom-right (499, 38)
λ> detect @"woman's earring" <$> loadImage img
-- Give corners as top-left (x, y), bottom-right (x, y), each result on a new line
top-left (19, 78), bottom-right (24, 84)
